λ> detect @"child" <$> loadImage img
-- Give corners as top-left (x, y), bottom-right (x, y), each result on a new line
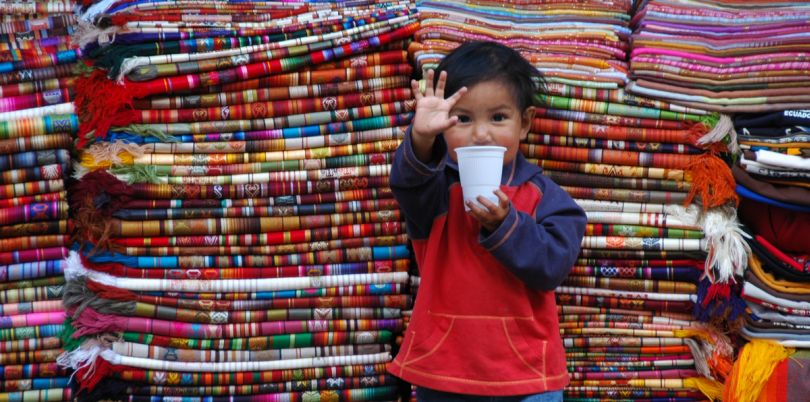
top-left (388, 41), bottom-right (587, 401)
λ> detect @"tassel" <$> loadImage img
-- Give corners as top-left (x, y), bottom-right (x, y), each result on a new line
top-left (112, 124), bottom-right (177, 142)
top-left (684, 338), bottom-right (711, 378)
top-left (78, 0), bottom-right (118, 23)
top-left (58, 317), bottom-right (85, 352)
top-left (71, 307), bottom-right (128, 337)
top-left (723, 340), bottom-right (793, 402)
top-left (687, 120), bottom-right (709, 147)
top-left (684, 377), bottom-right (724, 401)
top-left (86, 279), bottom-right (136, 302)
top-left (63, 276), bottom-right (98, 315)
top-left (116, 57), bottom-right (148, 84)
top-left (57, 339), bottom-right (102, 374)
top-left (73, 70), bottom-right (140, 149)
top-left (677, 326), bottom-right (735, 382)
top-left (69, 169), bottom-right (135, 213)
top-left (693, 277), bottom-right (748, 326)
top-left (685, 152), bottom-right (739, 210)
top-left (696, 113), bottom-right (739, 154)
top-left (72, 196), bottom-right (115, 250)
top-left (74, 358), bottom-right (120, 395)
top-left (72, 164), bottom-right (90, 180)
top-left (64, 251), bottom-right (91, 283)
top-left (84, 140), bottom-right (144, 168)
top-left (666, 203), bottom-right (702, 228)
top-left (697, 114), bottom-right (731, 146)
top-left (73, 21), bottom-right (119, 49)
top-left (64, 276), bottom-right (137, 317)
top-left (109, 164), bottom-right (161, 184)
top-left (702, 206), bottom-right (751, 283)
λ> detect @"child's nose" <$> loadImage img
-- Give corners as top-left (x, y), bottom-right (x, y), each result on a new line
top-left (472, 123), bottom-right (489, 144)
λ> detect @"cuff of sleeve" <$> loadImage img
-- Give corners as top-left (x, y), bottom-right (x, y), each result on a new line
top-left (479, 204), bottom-right (520, 252)
top-left (402, 126), bottom-right (447, 176)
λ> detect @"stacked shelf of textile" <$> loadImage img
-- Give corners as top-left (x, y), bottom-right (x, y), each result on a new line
top-left (410, 0), bottom-right (632, 88)
top-left (720, 111), bottom-right (810, 402)
top-left (528, 84), bottom-right (737, 401)
top-left (0, 1), bottom-right (79, 401)
top-left (628, 0), bottom-right (810, 113)
top-left (59, 1), bottom-right (417, 401)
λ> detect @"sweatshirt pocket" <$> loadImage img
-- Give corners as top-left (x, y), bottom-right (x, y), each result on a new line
top-left (401, 313), bottom-right (455, 366)
top-left (402, 313), bottom-right (548, 382)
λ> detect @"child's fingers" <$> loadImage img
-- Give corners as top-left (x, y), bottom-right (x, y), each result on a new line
top-left (434, 70), bottom-right (447, 98)
top-left (494, 189), bottom-right (510, 209)
top-left (435, 115), bottom-right (459, 133)
top-left (424, 69), bottom-right (435, 97)
top-left (411, 79), bottom-right (423, 101)
top-left (445, 86), bottom-right (468, 107)
top-left (476, 195), bottom-right (499, 212)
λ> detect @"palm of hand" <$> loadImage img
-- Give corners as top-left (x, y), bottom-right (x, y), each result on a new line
top-left (413, 96), bottom-right (456, 137)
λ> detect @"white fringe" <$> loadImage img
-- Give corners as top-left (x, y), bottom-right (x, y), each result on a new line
top-left (72, 163), bottom-right (89, 180)
top-left (116, 57), bottom-right (148, 84)
top-left (86, 140), bottom-right (146, 165)
top-left (684, 338), bottom-right (712, 379)
top-left (66, 251), bottom-right (120, 287)
top-left (64, 251), bottom-right (91, 282)
top-left (73, 21), bottom-right (119, 49)
top-left (665, 203), bottom-right (702, 227)
top-left (79, 0), bottom-right (117, 23)
top-left (57, 341), bottom-right (103, 384)
top-left (702, 206), bottom-right (751, 283)
top-left (697, 114), bottom-right (740, 154)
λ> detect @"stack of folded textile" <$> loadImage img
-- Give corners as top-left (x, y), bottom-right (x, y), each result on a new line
top-left (718, 110), bottom-right (810, 401)
top-left (628, 0), bottom-right (810, 113)
top-left (411, 0), bottom-right (632, 88)
top-left (0, 1), bottom-right (79, 401)
top-left (59, 1), bottom-right (417, 401)
top-left (528, 85), bottom-right (739, 401)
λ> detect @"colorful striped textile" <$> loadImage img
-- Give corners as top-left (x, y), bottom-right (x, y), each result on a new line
top-left (61, 1), bottom-right (416, 401)
top-left (628, 1), bottom-right (810, 112)
top-left (0, 1), bottom-right (77, 400)
top-left (726, 107), bottom-right (810, 401)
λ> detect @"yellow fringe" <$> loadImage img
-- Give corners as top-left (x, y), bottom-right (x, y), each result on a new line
top-left (79, 151), bottom-right (136, 170)
top-left (674, 328), bottom-right (710, 341)
top-left (685, 377), bottom-right (723, 401)
top-left (723, 340), bottom-right (794, 402)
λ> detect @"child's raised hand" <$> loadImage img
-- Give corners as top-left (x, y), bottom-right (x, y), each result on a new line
top-left (411, 70), bottom-right (468, 139)
top-left (466, 189), bottom-right (511, 232)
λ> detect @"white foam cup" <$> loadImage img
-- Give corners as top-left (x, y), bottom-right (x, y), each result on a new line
top-left (455, 145), bottom-right (506, 211)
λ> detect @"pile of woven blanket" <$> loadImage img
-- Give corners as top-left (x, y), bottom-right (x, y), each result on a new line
top-left (629, 0), bottom-right (810, 112)
top-left (0, 1), bottom-right (79, 401)
top-left (411, 0), bottom-right (631, 87)
top-left (59, 1), bottom-right (417, 401)
top-left (720, 110), bottom-right (810, 402)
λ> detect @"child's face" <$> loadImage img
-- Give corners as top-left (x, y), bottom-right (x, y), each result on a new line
top-left (444, 79), bottom-right (535, 165)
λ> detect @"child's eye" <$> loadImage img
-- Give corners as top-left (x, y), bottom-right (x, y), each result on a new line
top-left (492, 114), bottom-right (507, 122)
top-left (456, 115), bottom-right (470, 123)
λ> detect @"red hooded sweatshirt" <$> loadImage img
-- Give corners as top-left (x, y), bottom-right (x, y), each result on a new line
top-left (388, 132), bottom-right (586, 395)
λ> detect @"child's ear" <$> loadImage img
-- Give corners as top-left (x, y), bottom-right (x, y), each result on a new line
top-left (520, 106), bottom-right (536, 140)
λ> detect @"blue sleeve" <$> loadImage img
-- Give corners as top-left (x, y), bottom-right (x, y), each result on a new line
top-left (389, 128), bottom-right (449, 240)
top-left (479, 175), bottom-right (586, 291)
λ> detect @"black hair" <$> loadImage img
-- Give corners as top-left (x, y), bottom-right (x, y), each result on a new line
top-left (433, 41), bottom-right (545, 110)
